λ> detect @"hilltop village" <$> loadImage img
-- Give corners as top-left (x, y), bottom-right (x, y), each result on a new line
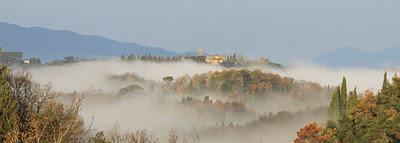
top-left (121, 48), bottom-right (284, 68)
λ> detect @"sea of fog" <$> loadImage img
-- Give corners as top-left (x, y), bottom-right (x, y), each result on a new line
top-left (14, 60), bottom-right (398, 143)
top-left (23, 60), bottom-right (397, 93)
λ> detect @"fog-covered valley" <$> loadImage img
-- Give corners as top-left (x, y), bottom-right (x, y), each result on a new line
top-left (8, 60), bottom-right (394, 143)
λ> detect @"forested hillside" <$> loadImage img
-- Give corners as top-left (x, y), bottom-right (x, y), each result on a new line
top-left (168, 69), bottom-right (327, 98)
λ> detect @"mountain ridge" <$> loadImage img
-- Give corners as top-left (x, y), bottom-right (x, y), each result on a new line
top-left (314, 47), bottom-right (400, 68)
top-left (0, 22), bottom-right (179, 61)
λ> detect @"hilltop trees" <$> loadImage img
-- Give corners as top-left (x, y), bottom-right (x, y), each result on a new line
top-left (167, 69), bottom-right (330, 103)
top-left (120, 53), bottom-right (284, 69)
top-left (169, 69), bottom-right (305, 96)
top-left (121, 54), bottom-right (185, 63)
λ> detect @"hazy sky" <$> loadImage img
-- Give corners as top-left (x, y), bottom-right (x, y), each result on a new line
top-left (1, 0), bottom-right (400, 63)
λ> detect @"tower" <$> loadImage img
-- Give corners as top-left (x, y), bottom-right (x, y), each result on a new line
top-left (198, 48), bottom-right (203, 57)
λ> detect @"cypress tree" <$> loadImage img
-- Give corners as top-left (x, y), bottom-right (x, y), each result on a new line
top-left (382, 71), bottom-right (390, 95)
top-left (378, 72), bottom-right (393, 106)
top-left (339, 77), bottom-right (347, 118)
top-left (329, 86), bottom-right (341, 120)
top-left (347, 87), bottom-right (358, 112)
top-left (329, 77), bottom-right (349, 121)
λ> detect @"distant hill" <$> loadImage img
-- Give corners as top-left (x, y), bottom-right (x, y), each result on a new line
top-left (314, 47), bottom-right (400, 68)
top-left (0, 22), bottom-right (178, 61)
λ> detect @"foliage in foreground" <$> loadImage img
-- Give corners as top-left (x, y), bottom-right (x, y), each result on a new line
top-left (295, 72), bottom-right (400, 143)
top-left (0, 66), bottom-right (84, 143)
top-left (0, 65), bottom-right (196, 143)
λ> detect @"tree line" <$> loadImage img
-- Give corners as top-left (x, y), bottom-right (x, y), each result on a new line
top-left (121, 54), bottom-right (284, 68)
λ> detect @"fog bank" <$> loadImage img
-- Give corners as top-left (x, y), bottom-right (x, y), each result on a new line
top-left (25, 60), bottom-right (223, 92)
top-left (254, 63), bottom-right (398, 92)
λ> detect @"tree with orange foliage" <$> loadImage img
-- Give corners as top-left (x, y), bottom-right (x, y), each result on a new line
top-left (294, 123), bottom-right (337, 143)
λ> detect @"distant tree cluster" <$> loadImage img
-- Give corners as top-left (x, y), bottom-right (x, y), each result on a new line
top-left (118, 84), bottom-right (144, 95)
top-left (221, 54), bottom-right (283, 68)
top-left (46, 56), bottom-right (99, 65)
top-left (121, 54), bottom-right (193, 63)
top-left (121, 54), bottom-right (284, 68)
top-left (169, 69), bottom-right (325, 97)
top-left (295, 72), bottom-right (400, 143)
top-left (108, 73), bottom-right (145, 82)
top-left (180, 96), bottom-right (254, 118)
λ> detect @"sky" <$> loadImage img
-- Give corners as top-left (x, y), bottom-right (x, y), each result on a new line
top-left (1, 0), bottom-right (400, 63)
